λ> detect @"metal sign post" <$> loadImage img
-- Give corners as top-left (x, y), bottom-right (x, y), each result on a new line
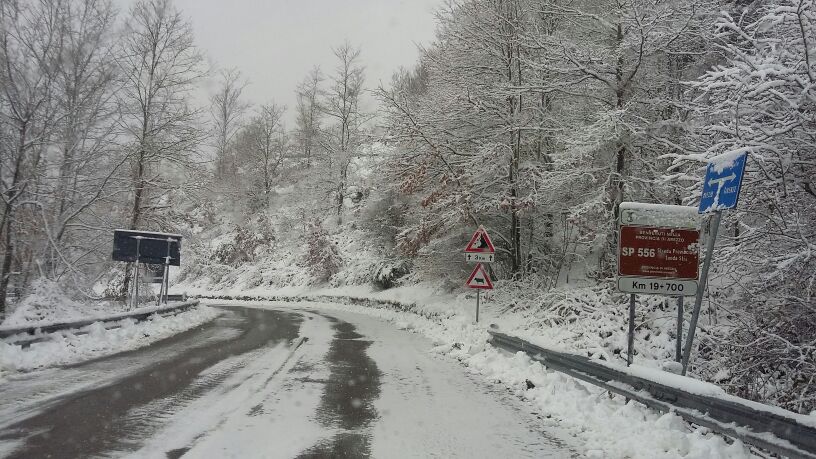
top-left (158, 237), bottom-right (173, 306)
top-left (476, 290), bottom-right (480, 323)
top-left (681, 211), bottom-right (722, 375)
top-left (132, 236), bottom-right (142, 309)
top-left (676, 296), bottom-right (684, 363)
top-left (681, 151), bottom-right (747, 375)
top-left (627, 294), bottom-right (636, 366)
top-left (464, 226), bottom-right (495, 323)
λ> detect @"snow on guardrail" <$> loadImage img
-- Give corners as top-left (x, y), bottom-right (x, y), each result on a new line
top-left (0, 300), bottom-right (200, 342)
top-left (487, 329), bottom-right (816, 459)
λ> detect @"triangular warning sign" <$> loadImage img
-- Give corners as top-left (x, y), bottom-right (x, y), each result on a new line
top-left (466, 263), bottom-right (494, 290)
top-left (465, 226), bottom-right (495, 253)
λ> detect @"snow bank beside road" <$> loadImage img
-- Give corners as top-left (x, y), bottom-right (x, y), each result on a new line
top-left (0, 306), bottom-right (221, 376)
top-left (2, 278), bottom-right (127, 327)
top-left (1, 279), bottom-right (221, 379)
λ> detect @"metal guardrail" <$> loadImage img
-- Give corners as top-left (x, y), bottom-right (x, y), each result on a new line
top-left (196, 293), bottom-right (442, 321)
top-left (0, 300), bottom-right (200, 344)
top-left (488, 329), bottom-right (816, 459)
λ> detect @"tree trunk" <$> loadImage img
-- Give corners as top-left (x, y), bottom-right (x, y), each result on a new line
top-left (506, 16), bottom-right (522, 276)
top-left (611, 23), bottom-right (627, 220)
top-left (130, 148), bottom-right (146, 230)
top-left (0, 123), bottom-right (28, 316)
top-left (122, 148), bottom-right (146, 299)
top-left (0, 208), bottom-right (15, 317)
top-left (336, 163), bottom-right (347, 219)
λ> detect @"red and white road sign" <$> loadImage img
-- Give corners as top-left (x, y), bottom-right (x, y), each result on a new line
top-left (466, 263), bottom-right (493, 289)
top-left (618, 226), bottom-right (700, 280)
top-left (617, 202), bottom-right (701, 296)
top-left (465, 226), bottom-right (495, 253)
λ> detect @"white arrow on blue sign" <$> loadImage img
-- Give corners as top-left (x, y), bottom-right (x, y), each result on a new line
top-left (698, 152), bottom-right (748, 214)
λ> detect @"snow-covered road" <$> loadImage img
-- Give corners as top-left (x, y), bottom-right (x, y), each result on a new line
top-left (0, 303), bottom-right (574, 458)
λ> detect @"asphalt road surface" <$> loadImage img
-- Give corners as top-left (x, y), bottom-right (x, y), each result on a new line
top-left (0, 303), bottom-right (575, 458)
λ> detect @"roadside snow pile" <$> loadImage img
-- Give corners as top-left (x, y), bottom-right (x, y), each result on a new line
top-left (464, 349), bottom-right (747, 459)
top-left (311, 283), bottom-right (720, 373)
top-left (204, 296), bottom-right (753, 459)
top-left (189, 282), bottom-right (719, 372)
top-left (495, 284), bottom-right (712, 368)
top-left (0, 306), bottom-right (221, 375)
top-left (2, 279), bottom-right (125, 327)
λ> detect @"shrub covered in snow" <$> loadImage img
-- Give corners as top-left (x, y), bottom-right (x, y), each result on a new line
top-left (211, 219), bottom-right (275, 266)
top-left (303, 219), bottom-right (341, 283)
top-left (715, 296), bottom-right (816, 414)
top-left (371, 260), bottom-right (411, 290)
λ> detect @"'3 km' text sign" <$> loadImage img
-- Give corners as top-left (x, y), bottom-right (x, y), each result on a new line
top-left (617, 203), bottom-right (701, 296)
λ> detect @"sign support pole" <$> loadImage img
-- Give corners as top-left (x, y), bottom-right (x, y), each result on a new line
top-left (627, 293), bottom-right (635, 366)
top-left (161, 238), bottom-right (172, 305)
top-left (129, 265), bottom-right (136, 309)
top-left (476, 290), bottom-right (480, 323)
top-left (676, 296), bottom-right (684, 363)
top-left (162, 265), bottom-right (169, 304)
top-left (132, 237), bottom-right (142, 309)
top-left (681, 211), bottom-right (722, 375)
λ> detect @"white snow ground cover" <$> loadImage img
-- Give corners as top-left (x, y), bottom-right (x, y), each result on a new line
top-left (0, 306), bottom-right (221, 379)
top-left (1, 278), bottom-right (130, 327)
top-left (200, 294), bottom-right (755, 459)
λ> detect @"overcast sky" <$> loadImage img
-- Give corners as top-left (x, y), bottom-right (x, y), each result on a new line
top-left (116, 0), bottom-right (443, 124)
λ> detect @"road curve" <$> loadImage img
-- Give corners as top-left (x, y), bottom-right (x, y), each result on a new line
top-left (0, 303), bottom-right (575, 458)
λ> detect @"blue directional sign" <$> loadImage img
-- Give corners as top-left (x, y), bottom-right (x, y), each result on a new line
top-left (698, 152), bottom-right (748, 214)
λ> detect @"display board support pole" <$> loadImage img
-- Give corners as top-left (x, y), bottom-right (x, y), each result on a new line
top-left (129, 264), bottom-right (136, 309)
top-left (676, 296), bottom-right (684, 363)
top-left (159, 238), bottom-right (172, 305)
top-left (627, 294), bottom-right (635, 366)
top-left (682, 211), bottom-right (722, 375)
top-left (476, 290), bottom-right (480, 323)
top-left (132, 237), bottom-right (142, 310)
top-left (162, 265), bottom-right (169, 304)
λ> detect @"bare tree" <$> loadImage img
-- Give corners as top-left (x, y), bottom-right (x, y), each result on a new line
top-left (376, 0), bottom-right (535, 276)
top-left (294, 66), bottom-right (323, 168)
top-left (117, 0), bottom-right (206, 230)
top-left (0, 0), bottom-right (63, 315)
top-left (235, 103), bottom-right (286, 208)
top-left (211, 68), bottom-right (249, 182)
top-left (319, 42), bottom-right (367, 221)
top-left (116, 0), bottom-right (206, 295)
top-left (44, 0), bottom-right (123, 282)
